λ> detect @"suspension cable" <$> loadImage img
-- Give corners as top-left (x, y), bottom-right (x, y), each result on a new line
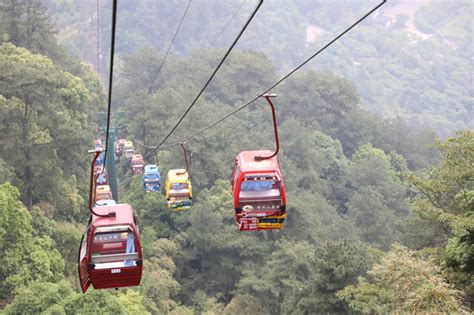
top-left (95, 0), bottom-right (101, 86)
top-left (176, 143), bottom-right (189, 175)
top-left (89, 150), bottom-right (115, 217)
top-left (210, 0), bottom-right (247, 47)
top-left (103, 0), bottom-right (118, 166)
top-left (254, 94), bottom-right (279, 161)
top-left (157, 0), bottom-right (386, 148)
top-left (144, 0), bottom-right (263, 159)
top-left (151, 0), bottom-right (192, 89)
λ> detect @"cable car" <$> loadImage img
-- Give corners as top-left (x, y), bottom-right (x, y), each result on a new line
top-left (230, 94), bottom-right (287, 231)
top-left (118, 139), bottom-right (126, 153)
top-left (95, 139), bottom-right (102, 150)
top-left (94, 152), bottom-right (105, 175)
top-left (115, 143), bottom-right (123, 157)
top-left (124, 141), bottom-right (134, 160)
top-left (144, 164), bottom-right (161, 192)
top-left (131, 154), bottom-right (144, 175)
top-left (78, 204), bottom-right (143, 293)
top-left (165, 144), bottom-right (192, 210)
top-left (96, 172), bottom-right (108, 186)
top-left (165, 169), bottom-right (192, 210)
top-left (96, 199), bottom-right (116, 206)
top-left (95, 185), bottom-right (112, 202)
top-left (231, 150), bottom-right (286, 231)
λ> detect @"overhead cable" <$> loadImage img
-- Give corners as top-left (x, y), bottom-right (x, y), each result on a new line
top-left (163, 0), bottom-right (387, 147)
top-left (153, 0), bottom-right (192, 83)
top-left (210, 0), bottom-right (247, 47)
top-left (145, 0), bottom-right (264, 159)
top-left (103, 0), bottom-right (118, 166)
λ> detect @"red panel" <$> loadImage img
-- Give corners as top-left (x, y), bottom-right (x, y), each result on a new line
top-left (232, 151), bottom-right (287, 231)
top-left (90, 265), bottom-right (142, 289)
top-left (78, 235), bottom-right (91, 293)
top-left (80, 204), bottom-right (144, 292)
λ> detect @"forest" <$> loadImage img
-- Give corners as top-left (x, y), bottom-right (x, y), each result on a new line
top-left (0, 0), bottom-right (473, 314)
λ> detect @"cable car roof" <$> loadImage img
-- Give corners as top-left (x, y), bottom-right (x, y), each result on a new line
top-left (167, 169), bottom-right (189, 181)
top-left (92, 204), bottom-right (135, 227)
top-left (237, 150), bottom-right (280, 173)
top-left (145, 164), bottom-right (159, 172)
top-left (96, 185), bottom-right (111, 192)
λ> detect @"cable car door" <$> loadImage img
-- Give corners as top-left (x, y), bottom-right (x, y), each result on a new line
top-left (78, 231), bottom-right (91, 293)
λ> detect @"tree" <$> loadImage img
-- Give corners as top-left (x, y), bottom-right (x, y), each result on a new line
top-left (3, 281), bottom-right (73, 314)
top-left (0, 182), bottom-right (32, 298)
top-left (0, 43), bottom-right (90, 212)
top-left (53, 221), bottom-right (83, 279)
top-left (236, 240), bottom-right (317, 314)
top-left (117, 289), bottom-right (151, 315)
top-left (0, 0), bottom-right (57, 56)
top-left (409, 130), bottom-right (474, 303)
top-left (0, 183), bottom-right (64, 300)
top-left (141, 239), bottom-right (181, 314)
top-left (345, 143), bottom-right (409, 248)
top-left (0, 0), bottom-right (80, 71)
top-left (61, 290), bottom-right (128, 314)
top-left (337, 244), bottom-right (466, 314)
top-left (300, 240), bottom-right (371, 313)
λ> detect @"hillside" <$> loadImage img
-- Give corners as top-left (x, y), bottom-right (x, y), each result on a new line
top-left (0, 0), bottom-right (472, 313)
top-left (44, 0), bottom-right (474, 136)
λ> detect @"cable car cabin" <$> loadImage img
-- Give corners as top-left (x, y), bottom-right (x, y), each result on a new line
top-left (96, 172), bottom-right (108, 186)
top-left (94, 164), bottom-right (104, 176)
top-left (124, 141), bottom-right (134, 160)
top-left (96, 199), bottom-right (116, 206)
top-left (118, 139), bottom-right (126, 153)
top-left (115, 144), bottom-right (122, 158)
top-left (231, 150), bottom-right (286, 231)
top-left (115, 141), bottom-right (123, 157)
top-left (95, 139), bottom-right (102, 150)
top-left (131, 154), bottom-right (144, 175)
top-left (165, 169), bottom-right (192, 210)
top-left (78, 204), bottom-right (143, 293)
top-left (95, 185), bottom-right (112, 202)
top-left (94, 152), bottom-right (105, 175)
top-left (144, 164), bottom-right (161, 192)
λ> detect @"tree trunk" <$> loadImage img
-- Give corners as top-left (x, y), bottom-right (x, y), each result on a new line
top-left (22, 102), bottom-right (32, 211)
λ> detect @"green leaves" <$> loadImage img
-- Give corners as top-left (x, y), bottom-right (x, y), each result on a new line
top-left (0, 183), bottom-right (65, 299)
top-left (0, 43), bottom-right (92, 214)
top-left (337, 244), bottom-right (466, 314)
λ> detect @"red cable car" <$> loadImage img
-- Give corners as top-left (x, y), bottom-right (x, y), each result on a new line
top-left (78, 204), bottom-right (143, 293)
top-left (78, 149), bottom-right (143, 293)
top-left (231, 151), bottom-right (286, 231)
top-left (131, 154), bottom-right (145, 175)
top-left (231, 94), bottom-right (287, 231)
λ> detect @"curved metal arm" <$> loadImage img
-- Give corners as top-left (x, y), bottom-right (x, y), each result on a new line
top-left (255, 94), bottom-right (280, 161)
top-left (177, 143), bottom-right (189, 175)
top-left (88, 150), bottom-right (115, 218)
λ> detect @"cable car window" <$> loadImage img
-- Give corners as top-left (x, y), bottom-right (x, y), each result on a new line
top-left (96, 193), bottom-right (110, 200)
top-left (241, 180), bottom-right (273, 191)
top-left (233, 165), bottom-right (240, 186)
top-left (97, 174), bottom-right (107, 184)
top-left (80, 232), bottom-right (88, 260)
top-left (91, 226), bottom-right (138, 268)
top-left (93, 231), bottom-right (128, 244)
top-left (170, 182), bottom-right (188, 190)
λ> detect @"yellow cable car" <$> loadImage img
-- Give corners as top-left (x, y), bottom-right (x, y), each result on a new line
top-left (124, 141), bottom-right (134, 160)
top-left (95, 185), bottom-right (112, 202)
top-left (165, 169), bottom-right (192, 210)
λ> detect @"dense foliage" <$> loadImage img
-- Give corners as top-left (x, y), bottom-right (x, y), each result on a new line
top-left (0, 0), bottom-right (472, 314)
top-left (41, 0), bottom-right (474, 136)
